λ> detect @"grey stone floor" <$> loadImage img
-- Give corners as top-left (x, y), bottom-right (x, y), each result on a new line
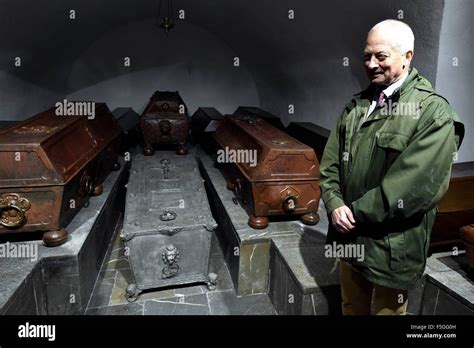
top-left (85, 227), bottom-right (277, 315)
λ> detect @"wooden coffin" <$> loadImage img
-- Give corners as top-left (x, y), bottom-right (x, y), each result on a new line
top-left (140, 91), bottom-right (189, 155)
top-left (431, 161), bottom-right (474, 251)
top-left (122, 153), bottom-right (217, 302)
top-left (0, 103), bottom-right (122, 246)
top-left (233, 106), bottom-right (286, 131)
top-left (191, 107), bottom-right (223, 153)
top-left (286, 122), bottom-right (330, 163)
top-left (213, 115), bottom-right (321, 229)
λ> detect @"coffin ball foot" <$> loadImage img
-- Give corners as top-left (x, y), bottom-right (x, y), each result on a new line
top-left (177, 145), bottom-right (188, 155)
top-left (248, 215), bottom-right (269, 229)
top-left (112, 162), bottom-right (121, 171)
top-left (43, 228), bottom-right (68, 247)
top-left (143, 145), bottom-right (155, 156)
top-left (301, 212), bottom-right (320, 225)
top-left (92, 184), bottom-right (103, 196)
top-left (126, 283), bottom-right (140, 302)
top-left (206, 272), bottom-right (219, 291)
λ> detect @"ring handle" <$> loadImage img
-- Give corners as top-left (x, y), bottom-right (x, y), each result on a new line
top-left (233, 178), bottom-right (242, 194)
top-left (0, 194), bottom-right (30, 228)
top-left (79, 174), bottom-right (93, 196)
top-left (248, 117), bottom-right (257, 125)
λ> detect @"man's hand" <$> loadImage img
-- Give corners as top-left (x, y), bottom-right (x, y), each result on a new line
top-left (331, 205), bottom-right (356, 233)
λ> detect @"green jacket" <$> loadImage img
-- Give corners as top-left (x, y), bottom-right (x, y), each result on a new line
top-left (319, 68), bottom-right (465, 289)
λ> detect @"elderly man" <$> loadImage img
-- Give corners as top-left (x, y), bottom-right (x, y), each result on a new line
top-left (319, 19), bottom-right (464, 315)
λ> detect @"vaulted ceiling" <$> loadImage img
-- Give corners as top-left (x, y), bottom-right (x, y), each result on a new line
top-left (0, 0), bottom-right (444, 93)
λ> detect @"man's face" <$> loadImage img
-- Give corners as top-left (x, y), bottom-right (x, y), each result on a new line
top-left (364, 31), bottom-right (410, 85)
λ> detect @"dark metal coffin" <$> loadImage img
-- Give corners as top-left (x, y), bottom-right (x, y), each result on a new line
top-left (140, 91), bottom-right (190, 156)
top-left (122, 153), bottom-right (217, 301)
top-left (233, 106), bottom-right (285, 131)
top-left (191, 107), bottom-right (223, 153)
top-left (0, 103), bottom-right (122, 246)
top-left (431, 161), bottom-right (474, 251)
top-left (286, 122), bottom-right (330, 163)
top-left (213, 115), bottom-right (321, 229)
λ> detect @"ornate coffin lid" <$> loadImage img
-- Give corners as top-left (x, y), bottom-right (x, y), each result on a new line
top-left (233, 106), bottom-right (286, 130)
top-left (122, 154), bottom-right (217, 239)
top-left (0, 103), bottom-right (122, 188)
top-left (142, 90), bottom-right (188, 116)
top-left (213, 116), bottom-right (319, 182)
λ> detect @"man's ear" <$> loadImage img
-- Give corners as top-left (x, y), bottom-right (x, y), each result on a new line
top-left (403, 50), bottom-right (414, 69)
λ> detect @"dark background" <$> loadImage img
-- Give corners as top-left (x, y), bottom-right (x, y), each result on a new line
top-left (0, 0), bottom-right (472, 161)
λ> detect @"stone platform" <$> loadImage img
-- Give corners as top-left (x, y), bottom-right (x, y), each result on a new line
top-left (0, 159), bottom-right (128, 315)
top-left (198, 153), bottom-right (342, 315)
top-left (422, 251), bottom-right (473, 315)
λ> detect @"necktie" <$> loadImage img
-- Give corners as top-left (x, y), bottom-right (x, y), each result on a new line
top-left (377, 91), bottom-right (386, 107)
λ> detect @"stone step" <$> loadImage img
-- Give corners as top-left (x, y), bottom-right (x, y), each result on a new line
top-left (198, 154), bottom-right (299, 295)
top-left (422, 251), bottom-right (473, 315)
top-left (198, 152), bottom-right (342, 315)
top-left (269, 234), bottom-right (342, 315)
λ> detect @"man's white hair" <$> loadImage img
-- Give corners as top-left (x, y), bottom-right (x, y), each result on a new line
top-left (368, 19), bottom-right (415, 54)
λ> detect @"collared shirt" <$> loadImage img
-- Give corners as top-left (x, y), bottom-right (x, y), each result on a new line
top-left (365, 71), bottom-right (409, 119)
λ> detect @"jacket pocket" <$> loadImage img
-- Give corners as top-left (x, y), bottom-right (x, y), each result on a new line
top-left (376, 132), bottom-right (409, 152)
top-left (387, 231), bottom-right (407, 271)
top-left (372, 132), bottom-right (410, 177)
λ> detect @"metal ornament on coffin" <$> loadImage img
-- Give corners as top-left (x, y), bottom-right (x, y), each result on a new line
top-left (161, 244), bottom-right (180, 278)
top-left (0, 193), bottom-right (31, 228)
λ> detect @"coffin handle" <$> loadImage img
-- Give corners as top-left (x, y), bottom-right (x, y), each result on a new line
top-left (79, 173), bottom-right (94, 196)
top-left (162, 244), bottom-right (180, 278)
top-left (0, 194), bottom-right (30, 228)
top-left (233, 178), bottom-right (242, 194)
